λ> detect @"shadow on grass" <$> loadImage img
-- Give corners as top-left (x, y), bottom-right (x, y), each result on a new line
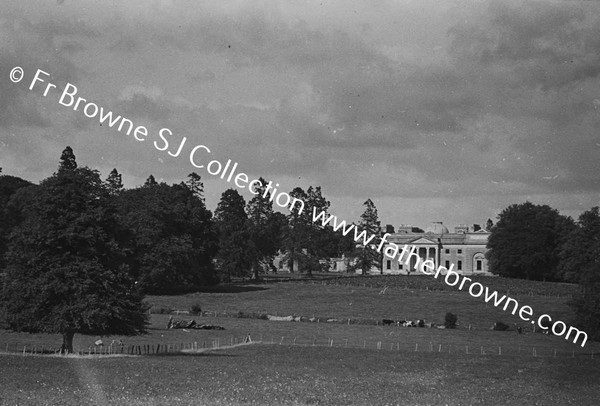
top-left (193, 284), bottom-right (270, 294)
top-left (151, 351), bottom-right (238, 358)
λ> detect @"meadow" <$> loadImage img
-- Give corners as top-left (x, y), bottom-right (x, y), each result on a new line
top-left (1, 275), bottom-right (599, 405)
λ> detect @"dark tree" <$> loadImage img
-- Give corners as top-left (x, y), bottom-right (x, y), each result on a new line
top-left (214, 189), bottom-right (252, 282)
top-left (246, 178), bottom-right (286, 279)
top-left (385, 224), bottom-right (395, 234)
top-left (116, 181), bottom-right (217, 293)
top-left (0, 150), bottom-right (148, 352)
top-left (186, 172), bottom-right (204, 200)
top-left (558, 207), bottom-right (600, 283)
top-left (144, 174), bottom-right (157, 187)
top-left (283, 187), bottom-right (309, 273)
top-left (302, 186), bottom-right (333, 276)
top-left (486, 202), bottom-right (573, 281)
top-left (485, 218), bottom-right (494, 231)
top-left (353, 199), bottom-right (381, 275)
top-left (569, 262), bottom-right (600, 343)
top-left (105, 168), bottom-right (123, 195)
top-left (0, 174), bottom-right (33, 271)
top-left (59, 146), bottom-right (77, 171)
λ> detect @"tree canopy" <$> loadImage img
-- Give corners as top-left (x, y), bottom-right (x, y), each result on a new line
top-left (353, 198), bottom-right (382, 275)
top-left (1, 148), bottom-right (148, 352)
top-left (486, 202), bottom-right (574, 281)
top-left (115, 178), bottom-right (217, 293)
top-left (214, 189), bottom-right (253, 282)
top-left (246, 178), bottom-right (286, 279)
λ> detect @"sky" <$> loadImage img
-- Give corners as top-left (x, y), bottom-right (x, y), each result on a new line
top-left (1, 0), bottom-right (600, 230)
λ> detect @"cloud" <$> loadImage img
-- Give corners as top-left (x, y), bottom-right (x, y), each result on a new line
top-left (2, 0), bottom-right (600, 228)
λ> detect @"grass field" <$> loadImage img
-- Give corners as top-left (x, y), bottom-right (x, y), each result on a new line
top-left (1, 276), bottom-right (599, 405)
top-left (1, 346), bottom-right (599, 405)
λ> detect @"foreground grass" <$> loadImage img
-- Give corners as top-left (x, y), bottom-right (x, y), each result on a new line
top-left (1, 345), bottom-right (599, 406)
top-left (1, 280), bottom-right (598, 405)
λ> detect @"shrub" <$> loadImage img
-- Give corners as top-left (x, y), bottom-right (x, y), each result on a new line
top-left (444, 312), bottom-right (458, 329)
top-left (190, 302), bottom-right (202, 315)
top-left (150, 306), bottom-right (173, 314)
top-left (493, 321), bottom-right (510, 331)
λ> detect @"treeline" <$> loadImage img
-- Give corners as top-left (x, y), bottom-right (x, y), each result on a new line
top-left (0, 147), bottom-right (371, 295)
top-left (487, 202), bottom-right (600, 341)
top-left (486, 202), bottom-right (599, 284)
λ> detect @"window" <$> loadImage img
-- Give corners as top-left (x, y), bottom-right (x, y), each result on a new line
top-left (457, 260), bottom-right (462, 271)
top-left (278, 261), bottom-right (283, 269)
top-left (445, 249), bottom-right (450, 254)
top-left (476, 260), bottom-right (482, 271)
top-left (386, 260), bottom-right (391, 270)
top-left (333, 262), bottom-right (337, 270)
top-left (457, 249), bottom-right (463, 254)
top-left (398, 264), bottom-right (403, 270)
top-left (445, 260), bottom-right (450, 269)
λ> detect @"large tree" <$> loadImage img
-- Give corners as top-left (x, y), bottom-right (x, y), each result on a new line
top-left (0, 173), bottom-right (33, 272)
top-left (569, 261), bottom-right (600, 343)
top-left (0, 148), bottom-right (148, 352)
top-left (214, 189), bottom-right (253, 282)
top-left (353, 198), bottom-right (382, 275)
top-left (486, 202), bottom-right (573, 281)
top-left (105, 168), bottom-right (124, 196)
top-left (283, 187), bottom-right (310, 273)
top-left (558, 207), bottom-right (600, 283)
top-left (246, 178), bottom-right (286, 280)
top-left (116, 178), bottom-right (217, 293)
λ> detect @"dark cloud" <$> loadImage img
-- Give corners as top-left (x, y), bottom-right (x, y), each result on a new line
top-left (3, 0), bottom-right (600, 227)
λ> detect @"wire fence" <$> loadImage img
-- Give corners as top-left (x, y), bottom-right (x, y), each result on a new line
top-left (2, 334), bottom-right (597, 360)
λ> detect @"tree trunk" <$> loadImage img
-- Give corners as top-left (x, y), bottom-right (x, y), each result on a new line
top-left (61, 331), bottom-right (75, 354)
top-left (253, 262), bottom-right (261, 281)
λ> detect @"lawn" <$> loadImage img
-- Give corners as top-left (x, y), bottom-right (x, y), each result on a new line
top-left (1, 345), bottom-right (599, 405)
top-left (1, 278), bottom-right (599, 405)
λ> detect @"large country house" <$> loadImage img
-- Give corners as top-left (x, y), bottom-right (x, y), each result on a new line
top-left (326, 222), bottom-right (492, 276)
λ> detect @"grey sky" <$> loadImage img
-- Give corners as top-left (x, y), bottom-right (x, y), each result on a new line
top-left (1, 0), bottom-right (600, 229)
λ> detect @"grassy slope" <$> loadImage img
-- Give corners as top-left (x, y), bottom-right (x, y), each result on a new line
top-left (1, 278), bottom-right (599, 405)
top-left (148, 282), bottom-right (576, 330)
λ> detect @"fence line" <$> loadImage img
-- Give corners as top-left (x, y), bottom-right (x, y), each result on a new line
top-left (2, 335), bottom-right (596, 360)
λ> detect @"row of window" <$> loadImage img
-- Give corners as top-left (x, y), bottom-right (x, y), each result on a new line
top-left (445, 248), bottom-right (462, 254)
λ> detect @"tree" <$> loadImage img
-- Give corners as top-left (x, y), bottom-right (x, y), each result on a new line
top-left (0, 174), bottom-right (33, 271)
top-left (302, 186), bottom-right (333, 276)
top-left (116, 181), bottom-right (217, 293)
top-left (144, 174), bottom-right (157, 187)
top-left (246, 178), bottom-right (286, 279)
top-left (486, 202), bottom-right (573, 281)
top-left (105, 168), bottom-right (123, 195)
top-left (214, 189), bottom-right (252, 282)
top-left (558, 207), bottom-right (600, 283)
top-left (0, 148), bottom-right (148, 352)
top-left (485, 218), bottom-right (494, 231)
top-left (283, 187), bottom-right (309, 273)
top-left (569, 262), bottom-right (600, 343)
top-left (59, 146), bottom-right (77, 171)
top-left (186, 172), bottom-right (204, 200)
top-left (353, 199), bottom-right (381, 275)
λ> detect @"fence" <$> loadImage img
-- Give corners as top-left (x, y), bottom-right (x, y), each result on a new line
top-left (2, 335), bottom-right (598, 360)
top-left (0, 335), bottom-right (252, 356)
